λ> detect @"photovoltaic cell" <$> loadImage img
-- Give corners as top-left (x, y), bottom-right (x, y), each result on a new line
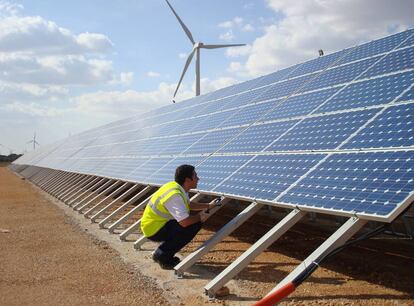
top-left (343, 103), bottom-right (414, 149)
top-left (197, 155), bottom-right (252, 191)
top-left (218, 120), bottom-right (298, 153)
top-left (362, 46), bottom-right (414, 78)
top-left (263, 87), bottom-right (342, 120)
top-left (267, 109), bottom-right (378, 151)
top-left (318, 71), bottom-right (414, 113)
top-left (280, 151), bottom-right (414, 216)
top-left (213, 154), bottom-right (325, 201)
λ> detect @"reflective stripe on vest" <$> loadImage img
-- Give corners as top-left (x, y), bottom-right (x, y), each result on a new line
top-left (147, 187), bottom-right (178, 220)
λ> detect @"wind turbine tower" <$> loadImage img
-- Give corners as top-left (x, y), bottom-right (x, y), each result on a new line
top-left (27, 132), bottom-right (40, 150)
top-left (165, 0), bottom-right (246, 100)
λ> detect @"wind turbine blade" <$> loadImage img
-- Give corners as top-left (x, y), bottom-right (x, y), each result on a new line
top-left (174, 49), bottom-right (195, 98)
top-left (27, 140), bottom-right (33, 144)
top-left (202, 44), bottom-right (246, 49)
top-left (165, 0), bottom-right (195, 44)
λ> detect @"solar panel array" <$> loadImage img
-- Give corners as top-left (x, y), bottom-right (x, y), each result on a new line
top-left (15, 29), bottom-right (414, 222)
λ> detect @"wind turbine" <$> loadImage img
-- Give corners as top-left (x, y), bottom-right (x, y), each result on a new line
top-left (27, 132), bottom-right (40, 150)
top-left (165, 0), bottom-right (246, 101)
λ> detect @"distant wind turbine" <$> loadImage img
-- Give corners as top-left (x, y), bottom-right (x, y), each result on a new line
top-left (165, 0), bottom-right (246, 101)
top-left (27, 132), bottom-right (40, 150)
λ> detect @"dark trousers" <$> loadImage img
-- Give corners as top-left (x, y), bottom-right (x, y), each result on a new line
top-left (148, 219), bottom-right (202, 261)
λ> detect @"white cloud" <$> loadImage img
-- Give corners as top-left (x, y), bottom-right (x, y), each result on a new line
top-left (242, 24), bottom-right (254, 32)
top-left (0, 16), bottom-right (113, 54)
top-left (0, 81), bottom-right (68, 101)
top-left (236, 0), bottom-right (414, 76)
top-left (198, 77), bottom-right (240, 93)
top-left (219, 30), bottom-right (235, 41)
top-left (0, 1), bottom-right (23, 17)
top-left (147, 71), bottom-right (160, 77)
top-left (178, 52), bottom-right (187, 59)
top-left (226, 44), bottom-right (252, 57)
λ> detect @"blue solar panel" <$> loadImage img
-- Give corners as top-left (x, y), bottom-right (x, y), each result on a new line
top-left (14, 29), bottom-right (414, 221)
top-left (148, 156), bottom-right (204, 185)
top-left (220, 99), bottom-right (282, 128)
top-left (183, 127), bottom-right (243, 154)
top-left (337, 29), bottom-right (414, 65)
top-left (280, 151), bottom-right (414, 216)
top-left (213, 154), bottom-right (325, 201)
top-left (267, 109), bottom-right (378, 151)
top-left (362, 46), bottom-right (414, 78)
top-left (197, 155), bottom-right (252, 191)
top-left (343, 103), bottom-right (414, 149)
top-left (263, 87), bottom-right (342, 120)
top-left (218, 120), bottom-right (298, 153)
top-left (301, 56), bottom-right (379, 92)
top-left (318, 71), bottom-right (414, 113)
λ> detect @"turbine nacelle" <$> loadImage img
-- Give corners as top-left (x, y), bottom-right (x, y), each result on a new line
top-left (165, 0), bottom-right (246, 100)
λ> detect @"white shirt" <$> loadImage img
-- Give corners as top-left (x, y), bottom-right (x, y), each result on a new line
top-left (164, 184), bottom-right (190, 222)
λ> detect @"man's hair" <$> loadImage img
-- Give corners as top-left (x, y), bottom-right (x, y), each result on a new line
top-left (175, 164), bottom-right (195, 186)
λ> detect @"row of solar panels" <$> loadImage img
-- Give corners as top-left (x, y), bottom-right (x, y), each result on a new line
top-left (14, 29), bottom-right (414, 222)
top-left (18, 29), bottom-right (413, 154)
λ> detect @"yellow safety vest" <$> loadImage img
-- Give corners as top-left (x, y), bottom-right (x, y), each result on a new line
top-left (141, 181), bottom-right (190, 237)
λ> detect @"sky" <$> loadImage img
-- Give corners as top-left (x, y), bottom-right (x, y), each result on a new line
top-left (0, 0), bottom-right (413, 154)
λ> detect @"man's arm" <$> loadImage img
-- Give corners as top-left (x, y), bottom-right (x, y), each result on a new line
top-left (179, 214), bottom-right (202, 227)
top-left (189, 201), bottom-right (211, 211)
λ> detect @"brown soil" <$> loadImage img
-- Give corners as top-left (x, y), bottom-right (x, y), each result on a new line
top-left (1, 164), bottom-right (414, 305)
top-left (0, 165), bottom-right (169, 306)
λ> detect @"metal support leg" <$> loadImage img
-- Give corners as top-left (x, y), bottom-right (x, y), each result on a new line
top-left (76, 180), bottom-right (117, 212)
top-left (50, 173), bottom-right (81, 196)
top-left (64, 176), bottom-right (101, 204)
top-left (269, 217), bottom-right (367, 294)
top-left (174, 201), bottom-right (263, 277)
top-left (83, 181), bottom-right (128, 218)
top-left (58, 175), bottom-right (94, 201)
top-left (32, 169), bottom-right (52, 185)
top-left (45, 172), bottom-right (72, 194)
top-left (43, 171), bottom-right (69, 193)
top-left (204, 209), bottom-right (306, 297)
top-left (71, 178), bottom-right (109, 209)
top-left (91, 184), bottom-right (142, 223)
top-left (38, 170), bottom-right (62, 190)
top-left (28, 168), bottom-right (45, 182)
top-left (34, 169), bottom-right (55, 186)
top-left (68, 177), bottom-right (106, 207)
top-left (100, 186), bottom-right (152, 229)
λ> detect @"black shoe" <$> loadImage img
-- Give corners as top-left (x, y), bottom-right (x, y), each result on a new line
top-left (152, 252), bottom-right (181, 269)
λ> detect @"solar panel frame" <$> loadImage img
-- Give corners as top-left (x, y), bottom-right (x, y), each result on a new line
top-left (12, 29), bottom-right (414, 223)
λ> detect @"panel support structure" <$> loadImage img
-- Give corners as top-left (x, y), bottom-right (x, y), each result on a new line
top-left (204, 209), bottom-right (306, 297)
top-left (71, 178), bottom-right (111, 209)
top-left (91, 184), bottom-right (141, 222)
top-left (64, 176), bottom-right (102, 204)
top-left (58, 175), bottom-right (94, 201)
top-left (108, 194), bottom-right (152, 234)
top-left (50, 173), bottom-right (81, 196)
top-left (83, 181), bottom-right (127, 217)
top-left (100, 186), bottom-right (152, 229)
top-left (268, 216), bottom-right (367, 296)
top-left (76, 180), bottom-right (118, 212)
top-left (174, 201), bottom-right (263, 277)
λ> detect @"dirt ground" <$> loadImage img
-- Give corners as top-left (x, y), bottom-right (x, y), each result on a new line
top-left (1, 164), bottom-right (414, 305)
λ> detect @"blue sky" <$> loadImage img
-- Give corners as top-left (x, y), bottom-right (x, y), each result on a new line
top-left (0, 0), bottom-right (413, 154)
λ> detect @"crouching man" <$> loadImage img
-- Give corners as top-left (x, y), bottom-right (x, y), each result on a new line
top-left (140, 164), bottom-right (213, 269)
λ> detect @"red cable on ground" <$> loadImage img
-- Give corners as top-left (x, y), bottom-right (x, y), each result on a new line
top-left (252, 282), bottom-right (295, 306)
